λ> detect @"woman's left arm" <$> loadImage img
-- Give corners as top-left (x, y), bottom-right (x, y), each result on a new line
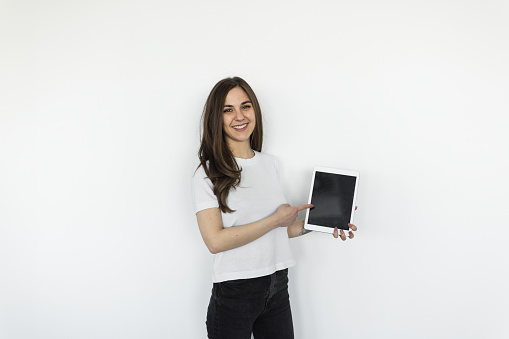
top-left (287, 219), bottom-right (311, 238)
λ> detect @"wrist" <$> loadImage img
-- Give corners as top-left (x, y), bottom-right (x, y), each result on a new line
top-left (267, 213), bottom-right (280, 230)
top-left (295, 219), bottom-right (312, 237)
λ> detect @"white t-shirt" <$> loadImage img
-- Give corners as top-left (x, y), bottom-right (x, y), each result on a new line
top-left (192, 151), bottom-right (296, 282)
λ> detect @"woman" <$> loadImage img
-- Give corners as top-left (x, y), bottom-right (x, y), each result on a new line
top-left (192, 77), bottom-right (357, 339)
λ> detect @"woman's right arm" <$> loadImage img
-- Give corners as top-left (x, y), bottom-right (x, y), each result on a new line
top-left (196, 203), bottom-right (313, 254)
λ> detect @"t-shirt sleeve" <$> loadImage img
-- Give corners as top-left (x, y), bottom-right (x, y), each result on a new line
top-left (269, 154), bottom-right (281, 182)
top-left (192, 165), bottom-right (220, 214)
top-left (273, 156), bottom-right (280, 177)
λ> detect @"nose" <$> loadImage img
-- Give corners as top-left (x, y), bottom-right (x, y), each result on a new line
top-left (234, 108), bottom-right (245, 121)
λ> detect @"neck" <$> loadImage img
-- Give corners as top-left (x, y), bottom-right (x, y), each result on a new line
top-left (229, 141), bottom-right (254, 159)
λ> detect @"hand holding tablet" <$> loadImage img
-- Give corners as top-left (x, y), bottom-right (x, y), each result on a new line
top-left (304, 166), bottom-right (360, 239)
top-left (332, 206), bottom-right (358, 240)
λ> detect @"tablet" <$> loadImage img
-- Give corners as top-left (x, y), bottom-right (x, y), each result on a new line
top-left (304, 166), bottom-right (360, 234)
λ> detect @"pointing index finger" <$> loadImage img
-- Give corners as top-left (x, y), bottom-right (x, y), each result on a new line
top-left (294, 204), bottom-right (314, 212)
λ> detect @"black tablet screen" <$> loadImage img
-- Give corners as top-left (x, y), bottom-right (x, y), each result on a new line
top-left (308, 171), bottom-right (356, 230)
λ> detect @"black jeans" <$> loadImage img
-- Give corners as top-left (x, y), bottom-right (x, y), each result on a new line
top-left (207, 268), bottom-right (294, 339)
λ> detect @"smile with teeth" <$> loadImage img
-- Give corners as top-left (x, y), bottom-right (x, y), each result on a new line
top-left (232, 123), bottom-right (248, 130)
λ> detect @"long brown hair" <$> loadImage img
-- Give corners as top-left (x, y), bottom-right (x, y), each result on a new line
top-left (198, 77), bottom-right (263, 213)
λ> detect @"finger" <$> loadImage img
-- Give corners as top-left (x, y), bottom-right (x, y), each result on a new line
top-left (294, 204), bottom-right (314, 212)
top-left (340, 229), bottom-right (347, 241)
top-left (355, 206), bottom-right (358, 210)
top-left (348, 223), bottom-right (358, 231)
top-left (349, 231), bottom-right (354, 239)
top-left (333, 227), bottom-right (338, 238)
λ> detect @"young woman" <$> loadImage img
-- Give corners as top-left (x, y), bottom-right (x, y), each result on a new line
top-left (192, 77), bottom-right (357, 339)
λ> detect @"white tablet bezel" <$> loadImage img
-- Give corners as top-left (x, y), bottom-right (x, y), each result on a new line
top-left (304, 166), bottom-right (360, 234)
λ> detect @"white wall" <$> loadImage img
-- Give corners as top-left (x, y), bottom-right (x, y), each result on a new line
top-left (1, 1), bottom-right (508, 338)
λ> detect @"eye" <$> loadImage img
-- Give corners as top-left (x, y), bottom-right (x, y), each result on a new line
top-left (242, 105), bottom-right (251, 110)
top-left (223, 108), bottom-right (233, 113)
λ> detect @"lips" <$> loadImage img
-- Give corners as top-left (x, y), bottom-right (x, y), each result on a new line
top-left (232, 123), bottom-right (248, 131)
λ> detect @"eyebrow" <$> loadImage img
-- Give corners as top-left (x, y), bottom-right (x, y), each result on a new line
top-left (224, 101), bottom-right (252, 107)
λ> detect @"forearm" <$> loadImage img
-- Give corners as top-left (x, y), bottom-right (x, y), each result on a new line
top-left (198, 203), bottom-right (311, 253)
top-left (287, 219), bottom-right (313, 238)
top-left (208, 215), bottom-right (278, 254)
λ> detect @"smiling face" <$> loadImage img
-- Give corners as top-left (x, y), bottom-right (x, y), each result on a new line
top-left (222, 87), bottom-right (256, 152)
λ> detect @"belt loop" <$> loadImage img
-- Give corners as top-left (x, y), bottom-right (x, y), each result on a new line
top-left (268, 271), bottom-right (277, 299)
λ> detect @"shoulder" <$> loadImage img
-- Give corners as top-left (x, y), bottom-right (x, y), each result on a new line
top-left (254, 151), bottom-right (278, 164)
top-left (192, 162), bottom-right (212, 186)
top-left (193, 162), bottom-right (207, 178)
top-left (254, 151), bottom-right (281, 174)
top-left (255, 151), bottom-right (279, 167)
